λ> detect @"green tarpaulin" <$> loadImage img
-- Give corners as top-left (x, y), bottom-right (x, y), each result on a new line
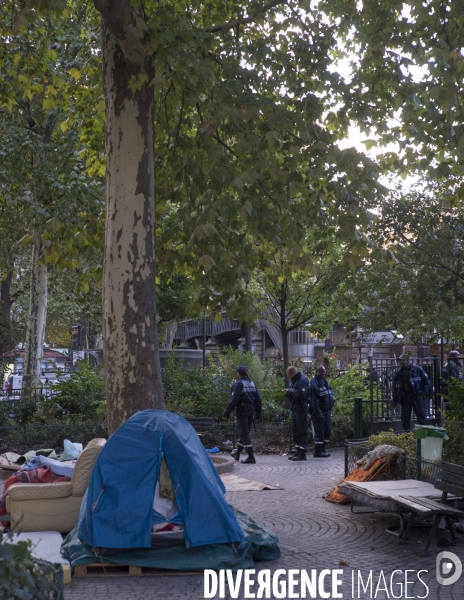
top-left (61, 506), bottom-right (280, 572)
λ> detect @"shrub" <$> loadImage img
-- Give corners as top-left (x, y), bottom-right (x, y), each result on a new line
top-left (0, 529), bottom-right (61, 600)
top-left (163, 349), bottom-right (288, 423)
top-left (33, 360), bottom-right (105, 423)
top-left (438, 379), bottom-right (464, 465)
top-left (443, 379), bottom-right (464, 421)
top-left (367, 430), bottom-right (417, 456)
top-left (443, 421), bottom-right (464, 466)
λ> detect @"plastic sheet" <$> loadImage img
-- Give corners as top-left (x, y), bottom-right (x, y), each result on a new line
top-left (60, 440), bottom-right (83, 461)
top-left (412, 425), bottom-right (448, 440)
top-left (61, 506), bottom-right (280, 572)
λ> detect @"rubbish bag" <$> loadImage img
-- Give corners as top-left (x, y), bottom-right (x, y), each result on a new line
top-left (60, 440), bottom-right (83, 461)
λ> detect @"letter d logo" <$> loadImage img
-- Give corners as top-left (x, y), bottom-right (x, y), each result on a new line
top-left (436, 551), bottom-right (462, 586)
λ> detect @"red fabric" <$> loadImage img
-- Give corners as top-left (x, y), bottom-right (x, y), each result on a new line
top-left (0, 466), bottom-right (71, 522)
top-left (156, 523), bottom-right (176, 532)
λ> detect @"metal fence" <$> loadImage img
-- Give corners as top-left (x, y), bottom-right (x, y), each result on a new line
top-left (344, 439), bottom-right (442, 484)
top-left (366, 357), bottom-right (441, 430)
top-left (0, 422), bottom-right (108, 455)
top-left (203, 416), bottom-right (355, 449)
top-left (0, 417), bottom-right (357, 455)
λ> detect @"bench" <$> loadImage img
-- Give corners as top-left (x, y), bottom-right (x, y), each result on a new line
top-left (185, 417), bottom-right (213, 433)
top-left (397, 462), bottom-right (464, 551)
top-left (339, 462), bottom-right (464, 552)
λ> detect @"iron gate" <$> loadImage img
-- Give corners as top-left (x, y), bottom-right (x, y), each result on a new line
top-left (367, 357), bottom-right (441, 431)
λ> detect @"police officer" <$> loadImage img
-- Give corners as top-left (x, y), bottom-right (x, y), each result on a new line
top-left (283, 366), bottom-right (310, 461)
top-left (223, 366), bottom-right (262, 464)
top-left (447, 350), bottom-right (463, 381)
top-left (393, 354), bottom-right (430, 432)
top-left (309, 366), bottom-right (334, 458)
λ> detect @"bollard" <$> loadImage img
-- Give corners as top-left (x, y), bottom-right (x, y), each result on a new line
top-left (354, 397), bottom-right (363, 439)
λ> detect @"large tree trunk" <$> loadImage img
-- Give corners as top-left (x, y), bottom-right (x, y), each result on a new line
top-left (23, 241), bottom-right (47, 389)
top-left (100, 15), bottom-right (164, 434)
top-left (0, 271), bottom-right (13, 357)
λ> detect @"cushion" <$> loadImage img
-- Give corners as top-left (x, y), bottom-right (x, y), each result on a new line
top-left (7, 482), bottom-right (72, 501)
top-left (71, 438), bottom-right (106, 496)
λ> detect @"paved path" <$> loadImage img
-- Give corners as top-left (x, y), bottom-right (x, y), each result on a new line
top-left (64, 451), bottom-right (463, 599)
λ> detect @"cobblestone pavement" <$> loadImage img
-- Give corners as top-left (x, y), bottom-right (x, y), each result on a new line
top-left (64, 450), bottom-right (464, 599)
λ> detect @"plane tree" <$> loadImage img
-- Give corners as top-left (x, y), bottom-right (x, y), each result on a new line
top-left (0, 2), bottom-right (104, 388)
top-left (9, 0), bottom-right (464, 431)
top-left (347, 191), bottom-right (464, 343)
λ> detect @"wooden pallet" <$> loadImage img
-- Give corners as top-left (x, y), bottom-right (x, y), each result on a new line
top-left (74, 563), bottom-right (200, 578)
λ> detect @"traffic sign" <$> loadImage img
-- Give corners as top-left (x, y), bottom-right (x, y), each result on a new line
top-left (359, 331), bottom-right (396, 344)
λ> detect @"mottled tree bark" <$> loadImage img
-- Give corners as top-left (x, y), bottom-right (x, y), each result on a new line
top-left (23, 242), bottom-right (47, 389)
top-left (96, 3), bottom-right (164, 434)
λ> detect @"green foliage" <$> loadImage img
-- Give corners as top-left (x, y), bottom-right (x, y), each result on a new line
top-left (329, 359), bottom-right (371, 420)
top-left (441, 380), bottom-right (464, 466)
top-left (149, 1), bottom-right (383, 318)
top-left (251, 229), bottom-right (357, 373)
top-left (157, 275), bottom-right (194, 325)
top-left (0, 401), bottom-right (12, 427)
top-left (366, 426), bottom-right (464, 468)
top-left (443, 421), bottom-right (464, 467)
top-left (367, 430), bottom-right (417, 457)
top-left (443, 379), bottom-right (464, 423)
top-left (163, 352), bottom-right (222, 418)
top-left (14, 399), bottom-right (39, 426)
top-left (163, 349), bottom-right (286, 423)
top-left (349, 192), bottom-right (464, 342)
top-left (215, 349), bottom-right (286, 423)
top-left (34, 360), bottom-right (105, 423)
top-left (0, 531), bottom-right (59, 600)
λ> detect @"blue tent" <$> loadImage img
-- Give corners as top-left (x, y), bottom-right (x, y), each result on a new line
top-left (78, 410), bottom-right (244, 550)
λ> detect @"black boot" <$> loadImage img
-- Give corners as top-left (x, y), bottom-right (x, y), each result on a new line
top-left (320, 443), bottom-right (331, 457)
top-left (241, 447), bottom-right (256, 464)
top-left (288, 450), bottom-right (298, 460)
top-left (292, 448), bottom-right (307, 461)
top-left (231, 444), bottom-right (243, 461)
top-left (313, 445), bottom-right (322, 458)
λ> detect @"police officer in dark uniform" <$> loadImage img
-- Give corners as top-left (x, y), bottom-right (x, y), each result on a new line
top-left (283, 366), bottom-right (310, 461)
top-left (223, 366), bottom-right (262, 464)
top-left (309, 366), bottom-right (334, 457)
top-left (440, 350), bottom-right (463, 408)
top-left (393, 354), bottom-right (430, 432)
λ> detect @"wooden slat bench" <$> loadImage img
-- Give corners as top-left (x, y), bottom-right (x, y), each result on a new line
top-left (338, 462), bottom-right (464, 552)
top-left (185, 417), bottom-right (213, 433)
top-left (397, 462), bottom-right (464, 552)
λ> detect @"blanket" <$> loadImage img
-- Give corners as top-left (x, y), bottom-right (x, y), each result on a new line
top-left (325, 445), bottom-right (405, 504)
top-left (0, 466), bottom-right (71, 524)
top-left (21, 456), bottom-right (75, 478)
top-left (220, 473), bottom-right (283, 491)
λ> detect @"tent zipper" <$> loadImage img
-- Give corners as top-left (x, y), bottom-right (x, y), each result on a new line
top-left (90, 487), bottom-right (105, 512)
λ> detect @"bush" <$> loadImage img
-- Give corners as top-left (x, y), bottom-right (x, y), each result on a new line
top-left (33, 360), bottom-right (105, 424)
top-left (329, 359), bottom-right (371, 422)
top-left (443, 421), bottom-right (464, 466)
top-left (443, 378), bottom-right (464, 421)
top-left (0, 530), bottom-right (62, 600)
top-left (163, 349), bottom-right (287, 423)
top-left (367, 430), bottom-right (417, 456)
top-left (440, 379), bottom-right (464, 466)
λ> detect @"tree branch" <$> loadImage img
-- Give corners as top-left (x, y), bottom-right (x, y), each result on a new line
top-left (397, 231), bottom-right (464, 282)
top-left (206, 0), bottom-right (287, 33)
